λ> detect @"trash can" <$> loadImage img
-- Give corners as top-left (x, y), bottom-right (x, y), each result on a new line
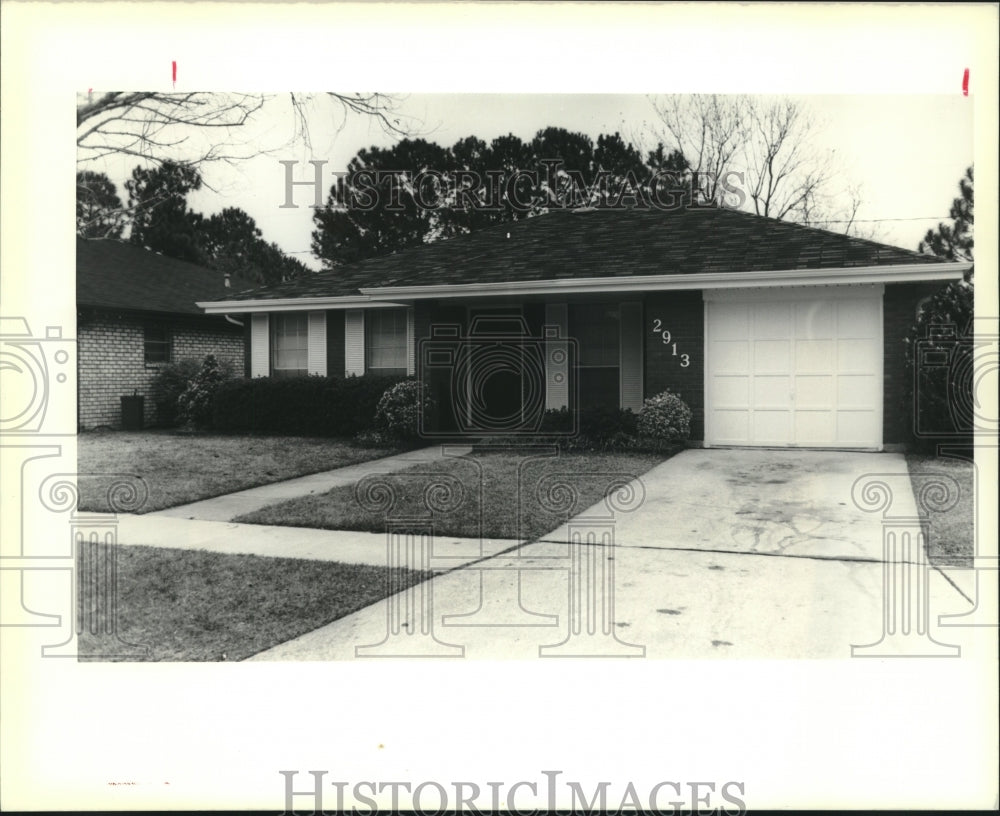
top-left (120, 394), bottom-right (145, 430)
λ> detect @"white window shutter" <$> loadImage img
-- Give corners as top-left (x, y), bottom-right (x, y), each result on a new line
top-left (545, 303), bottom-right (569, 410)
top-left (307, 311), bottom-right (327, 376)
top-left (406, 307), bottom-right (416, 376)
top-left (619, 302), bottom-right (644, 412)
top-left (345, 310), bottom-right (365, 376)
top-left (250, 313), bottom-right (269, 378)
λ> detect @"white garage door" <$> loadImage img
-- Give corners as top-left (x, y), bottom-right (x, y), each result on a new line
top-left (705, 287), bottom-right (883, 449)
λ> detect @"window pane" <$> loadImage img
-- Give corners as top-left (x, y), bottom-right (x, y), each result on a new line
top-left (144, 325), bottom-right (170, 363)
top-left (366, 309), bottom-right (407, 372)
top-left (272, 313), bottom-right (308, 376)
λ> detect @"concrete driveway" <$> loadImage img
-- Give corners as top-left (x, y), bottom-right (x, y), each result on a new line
top-left (250, 448), bottom-right (979, 661)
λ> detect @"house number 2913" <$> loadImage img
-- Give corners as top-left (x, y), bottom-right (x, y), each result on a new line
top-left (651, 319), bottom-right (690, 367)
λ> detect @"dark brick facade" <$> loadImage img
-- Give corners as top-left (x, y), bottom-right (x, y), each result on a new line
top-left (643, 291), bottom-right (705, 440)
top-left (882, 281), bottom-right (950, 445)
top-left (77, 309), bottom-right (243, 429)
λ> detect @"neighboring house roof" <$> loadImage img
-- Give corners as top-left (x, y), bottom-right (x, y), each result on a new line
top-left (207, 206), bottom-right (945, 305)
top-left (77, 237), bottom-right (241, 316)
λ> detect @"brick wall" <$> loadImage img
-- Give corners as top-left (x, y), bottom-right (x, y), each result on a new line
top-left (643, 291), bottom-right (705, 440)
top-left (882, 281), bottom-right (950, 445)
top-left (77, 310), bottom-right (244, 429)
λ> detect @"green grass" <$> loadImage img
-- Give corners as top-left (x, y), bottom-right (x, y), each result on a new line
top-left (77, 545), bottom-right (429, 661)
top-left (235, 448), bottom-right (673, 540)
top-left (77, 430), bottom-right (401, 513)
top-left (906, 453), bottom-right (975, 568)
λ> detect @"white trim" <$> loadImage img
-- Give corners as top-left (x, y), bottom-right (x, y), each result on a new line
top-left (250, 313), bottom-right (269, 378)
top-left (307, 311), bottom-right (327, 376)
top-left (344, 310), bottom-right (365, 377)
top-left (197, 262), bottom-right (967, 313)
top-left (703, 283), bottom-right (885, 302)
top-left (356, 262), bottom-right (968, 299)
top-left (406, 307), bottom-right (415, 376)
top-left (198, 297), bottom-right (409, 314)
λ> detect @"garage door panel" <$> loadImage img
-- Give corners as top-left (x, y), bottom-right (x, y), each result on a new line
top-left (711, 303), bottom-right (750, 340)
top-left (795, 339), bottom-right (835, 372)
top-left (712, 411), bottom-right (750, 443)
top-left (753, 376), bottom-right (791, 408)
top-left (712, 341), bottom-right (749, 371)
top-left (794, 375), bottom-right (834, 408)
top-left (754, 303), bottom-right (793, 338)
top-left (753, 340), bottom-right (791, 372)
top-left (795, 301), bottom-right (837, 338)
top-left (837, 411), bottom-right (879, 446)
top-left (706, 290), bottom-right (882, 449)
top-left (837, 374), bottom-right (878, 408)
top-left (753, 410), bottom-right (793, 444)
top-left (795, 410), bottom-right (835, 445)
top-left (837, 338), bottom-right (878, 372)
top-left (713, 375), bottom-right (749, 407)
top-left (838, 300), bottom-right (880, 337)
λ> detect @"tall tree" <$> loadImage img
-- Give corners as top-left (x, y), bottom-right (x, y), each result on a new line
top-left (125, 161), bottom-right (206, 263)
top-left (200, 207), bottom-right (311, 286)
top-left (311, 128), bottom-right (675, 268)
top-left (647, 94), bottom-right (866, 231)
top-left (77, 92), bottom-right (416, 172)
top-left (919, 166), bottom-right (974, 262)
top-left (76, 171), bottom-right (125, 238)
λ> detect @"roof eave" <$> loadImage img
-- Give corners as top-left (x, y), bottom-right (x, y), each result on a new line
top-left (197, 295), bottom-right (411, 314)
top-left (357, 262), bottom-right (970, 299)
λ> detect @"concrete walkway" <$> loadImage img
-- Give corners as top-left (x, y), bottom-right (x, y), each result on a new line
top-left (116, 514), bottom-right (520, 568)
top-left (152, 444), bottom-right (472, 522)
top-left (248, 449), bottom-right (985, 661)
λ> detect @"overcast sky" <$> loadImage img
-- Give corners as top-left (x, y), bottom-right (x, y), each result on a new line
top-left (88, 92), bottom-right (974, 270)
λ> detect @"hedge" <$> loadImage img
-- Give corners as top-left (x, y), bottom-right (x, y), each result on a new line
top-left (210, 374), bottom-right (409, 436)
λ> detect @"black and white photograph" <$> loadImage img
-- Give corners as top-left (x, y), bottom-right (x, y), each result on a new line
top-left (2, 2), bottom-right (997, 812)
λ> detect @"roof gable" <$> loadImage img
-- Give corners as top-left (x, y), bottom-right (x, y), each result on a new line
top-left (76, 237), bottom-right (238, 315)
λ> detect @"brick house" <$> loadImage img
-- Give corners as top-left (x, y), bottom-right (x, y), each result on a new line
top-left (77, 237), bottom-right (245, 428)
top-left (198, 207), bottom-right (969, 449)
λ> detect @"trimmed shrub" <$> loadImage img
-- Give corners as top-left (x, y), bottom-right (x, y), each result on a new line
top-left (373, 379), bottom-right (436, 441)
top-left (209, 373), bottom-right (408, 436)
top-left (637, 390), bottom-right (692, 442)
top-left (177, 354), bottom-right (234, 429)
top-left (151, 358), bottom-right (202, 426)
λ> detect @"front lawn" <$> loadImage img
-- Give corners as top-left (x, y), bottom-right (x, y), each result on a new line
top-left (906, 453), bottom-right (975, 568)
top-left (78, 545), bottom-right (428, 661)
top-left (235, 448), bottom-right (674, 540)
top-left (77, 430), bottom-right (401, 513)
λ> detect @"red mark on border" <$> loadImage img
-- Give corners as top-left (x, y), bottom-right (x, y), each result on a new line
top-left (172, 61), bottom-right (177, 88)
top-left (962, 68), bottom-right (969, 96)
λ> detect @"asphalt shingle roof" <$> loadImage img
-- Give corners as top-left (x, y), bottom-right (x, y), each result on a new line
top-left (219, 206), bottom-right (941, 302)
top-left (77, 237), bottom-right (239, 315)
